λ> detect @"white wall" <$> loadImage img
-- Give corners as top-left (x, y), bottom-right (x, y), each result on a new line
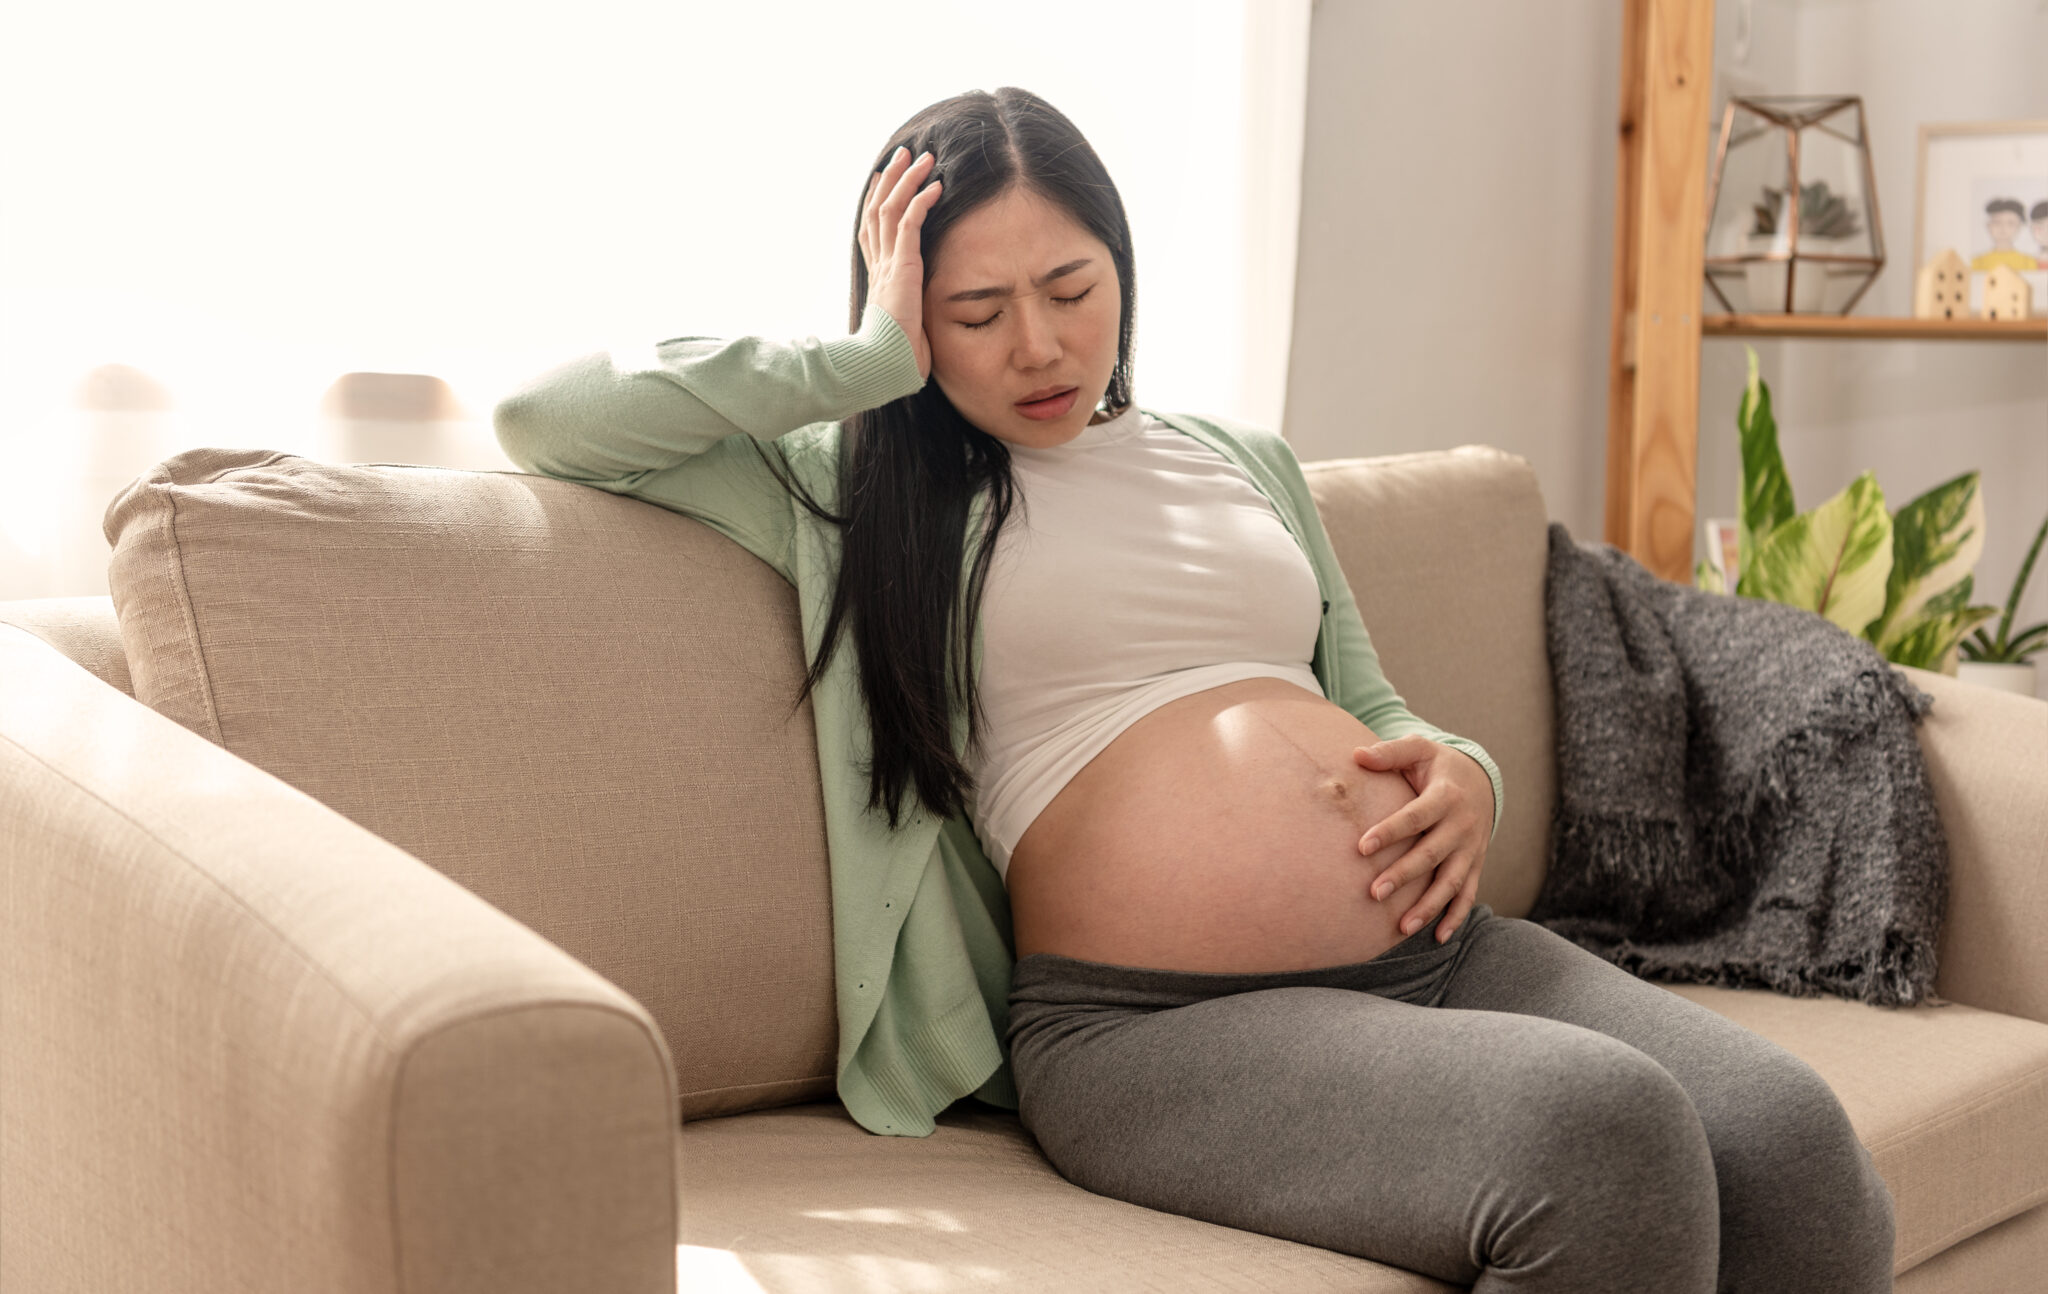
top-left (1289, 0), bottom-right (2047, 694)
top-left (1284, 0), bottom-right (1622, 539)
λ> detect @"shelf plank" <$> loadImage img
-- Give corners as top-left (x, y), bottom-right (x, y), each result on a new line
top-left (1702, 314), bottom-right (2048, 340)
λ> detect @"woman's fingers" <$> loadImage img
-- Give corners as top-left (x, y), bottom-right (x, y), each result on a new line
top-left (896, 177), bottom-right (940, 379)
top-left (866, 152), bottom-right (895, 266)
top-left (1355, 735), bottom-right (1434, 768)
top-left (1369, 821), bottom-right (1455, 900)
top-left (1435, 866), bottom-right (1482, 943)
top-left (1389, 848), bottom-right (1467, 935)
top-left (879, 149), bottom-right (932, 263)
top-left (858, 170), bottom-right (881, 265)
top-left (1357, 781), bottom-right (1446, 858)
top-left (860, 146), bottom-right (940, 379)
top-left (898, 163), bottom-right (939, 250)
top-left (863, 146), bottom-right (909, 267)
top-left (864, 153), bottom-right (895, 237)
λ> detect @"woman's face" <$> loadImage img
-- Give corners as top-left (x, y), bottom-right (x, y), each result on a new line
top-left (922, 186), bottom-right (1124, 449)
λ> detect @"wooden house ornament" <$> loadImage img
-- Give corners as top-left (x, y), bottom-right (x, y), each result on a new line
top-left (1979, 265), bottom-right (2034, 321)
top-left (1912, 248), bottom-right (1968, 319)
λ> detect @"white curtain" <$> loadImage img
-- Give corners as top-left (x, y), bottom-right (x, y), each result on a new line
top-left (0, 0), bottom-right (1311, 600)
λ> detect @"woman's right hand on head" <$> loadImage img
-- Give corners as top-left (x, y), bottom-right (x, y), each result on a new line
top-left (859, 146), bottom-right (942, 382)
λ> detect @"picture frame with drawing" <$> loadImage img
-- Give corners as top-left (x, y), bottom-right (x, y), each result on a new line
top-left (1914, 120), bottom-right (2048, 315)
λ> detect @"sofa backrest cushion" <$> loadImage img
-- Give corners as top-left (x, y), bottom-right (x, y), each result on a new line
top-left (102, 448), bottom-right (839, 1121)
top-left (1303, 445), bottom-right (1555, 917)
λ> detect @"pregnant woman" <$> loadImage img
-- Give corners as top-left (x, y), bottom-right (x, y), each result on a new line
top-left (494, 87), bottom-right (1894, 1292)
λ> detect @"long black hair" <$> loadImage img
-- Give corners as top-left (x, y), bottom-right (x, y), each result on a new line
top-left (747, 86), bottom-right (1138, 833)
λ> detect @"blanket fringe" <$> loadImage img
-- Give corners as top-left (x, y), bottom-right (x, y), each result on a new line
top-left (1532, 661), bottom-right (1946, 1008)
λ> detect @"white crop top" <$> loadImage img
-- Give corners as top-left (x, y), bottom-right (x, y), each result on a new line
top-left (965, 403), bottom-right (1327, 882)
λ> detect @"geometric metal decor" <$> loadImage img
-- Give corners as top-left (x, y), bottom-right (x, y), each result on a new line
top-left (1703, 95), bottom-right (1886, 314)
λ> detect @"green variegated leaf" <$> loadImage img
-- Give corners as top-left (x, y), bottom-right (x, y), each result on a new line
top-left (1695, 557), bottom-right (1727, 594)
top-left (1745, 471), bottom-right (1893, 635)
top-left (1870, 470), bottom-right (1983, 650)
top-left (1921, 577), bottom-right (1975, 618)
top-left (1734, 347), bottom-right (1796, 600)
top-left (1886, 599), bottom-right (2001, 672)
top-left (1882, 575), bottom-right (1971, 669)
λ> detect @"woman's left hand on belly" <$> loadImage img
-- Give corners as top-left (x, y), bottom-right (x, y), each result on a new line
top-left (1351, 736), bottom-right (1494, 944)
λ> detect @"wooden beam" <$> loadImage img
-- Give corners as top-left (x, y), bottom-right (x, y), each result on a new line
top-left (1605, 0), bottom-right (1715, 581)
top-left (1603, 0), bottom-right (1646, 553)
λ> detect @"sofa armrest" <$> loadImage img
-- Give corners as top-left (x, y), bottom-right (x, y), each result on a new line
top-left (0, 624), bottom-right (679, 1294)
top-left (1896, 664), bottom-right (2048, 1024)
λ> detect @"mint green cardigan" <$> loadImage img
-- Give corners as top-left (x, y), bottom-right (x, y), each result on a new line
top-left (493, 300), bottom-right (1505, 1137)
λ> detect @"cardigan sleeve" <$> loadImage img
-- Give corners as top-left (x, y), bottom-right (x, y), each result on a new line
top-left (492, 299), bottom-right (926, 577)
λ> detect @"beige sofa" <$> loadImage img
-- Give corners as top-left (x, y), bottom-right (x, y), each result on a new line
top-left (3, 440), bottom-right (2046, 1293)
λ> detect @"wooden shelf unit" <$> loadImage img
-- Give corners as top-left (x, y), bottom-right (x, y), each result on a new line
top-left (1603, 0), bottom-right (1716, 583)
top-left (1603, 0), bottom-right (2048, 582)
top-left (1702, 314), bottom-right (2048, 341)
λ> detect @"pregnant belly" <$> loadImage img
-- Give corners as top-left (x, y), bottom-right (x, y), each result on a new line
top-left (1004, 675), bottom-right (1436, 973)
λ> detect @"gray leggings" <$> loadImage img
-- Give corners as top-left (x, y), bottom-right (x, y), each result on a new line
top-left (1005, 902), bottom-right (1896, 1293)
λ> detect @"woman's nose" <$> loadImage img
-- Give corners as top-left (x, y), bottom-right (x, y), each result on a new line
top-left (1012, 301), bottom-right (1062, 366)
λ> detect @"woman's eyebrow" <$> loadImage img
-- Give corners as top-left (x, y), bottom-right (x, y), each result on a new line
top-left (944, 258), bottom-right (1094, 303)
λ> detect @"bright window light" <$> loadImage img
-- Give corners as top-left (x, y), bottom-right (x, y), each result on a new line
top-left (0, 1), bottom-right (1301, 598)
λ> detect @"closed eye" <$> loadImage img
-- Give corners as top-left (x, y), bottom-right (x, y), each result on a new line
top-left (962, 286), bottom-right (1094, 330)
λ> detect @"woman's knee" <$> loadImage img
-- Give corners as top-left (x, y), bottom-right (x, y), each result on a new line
top-left (1695, 1041), bottom-right (1866, 1170)
top-left (1466, 1028), bottom-right (1721, 1289)
top-left (1684, 1042), bottom-right (1896, 1290)
top-left (1504, 1027), bottom-right (1717, 1192)
top-left (1711, 1046), bottom-right (1895, 1230)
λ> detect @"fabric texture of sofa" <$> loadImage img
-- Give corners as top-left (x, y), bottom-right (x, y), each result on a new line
top-left (3, 441), bottom-right (2046, 1293)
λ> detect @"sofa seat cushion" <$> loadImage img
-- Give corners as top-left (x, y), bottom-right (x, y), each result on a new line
top-left (677, 1102), bottom-right (1447, 1292)
top-left (1659, 983), bottom-right (2048, 1273)
top-left (679, 987), bottom-right (2048, 1289)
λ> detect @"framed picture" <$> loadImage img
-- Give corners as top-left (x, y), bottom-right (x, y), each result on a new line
top-left (1914, 120), bottom-right (2048, 314)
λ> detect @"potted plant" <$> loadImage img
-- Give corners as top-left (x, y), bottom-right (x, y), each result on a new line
top-left (1956, 509), bottom-right (2048, 696)
top-left (1695, 347), bottom-right (1999, 674)
top-left (1744, 179), bottom-right (1863, 313)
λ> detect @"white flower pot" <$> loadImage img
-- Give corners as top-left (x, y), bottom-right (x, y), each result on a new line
top-left (1956, 661), bottom-right (2039, 696)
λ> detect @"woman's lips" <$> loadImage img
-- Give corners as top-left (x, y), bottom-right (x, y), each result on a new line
top-left (1015, 387), bottom-right (1079, 421)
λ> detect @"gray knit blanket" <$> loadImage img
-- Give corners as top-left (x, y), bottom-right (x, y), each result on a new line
top-left (1528, 522), bottom-right (1951, 1008)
